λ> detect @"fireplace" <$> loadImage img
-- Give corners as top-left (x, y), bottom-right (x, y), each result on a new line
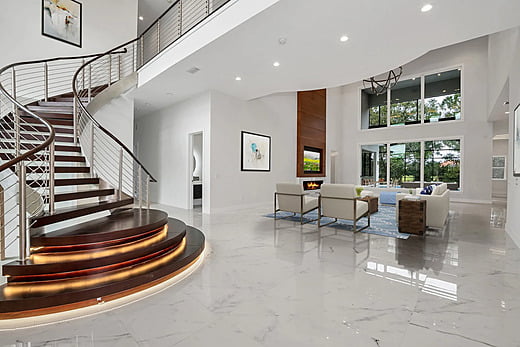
top-left (303, 180), bottom-right (323, 191)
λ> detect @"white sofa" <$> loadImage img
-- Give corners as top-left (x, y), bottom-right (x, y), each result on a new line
top-left (396, 183), bottom-right (450, 229)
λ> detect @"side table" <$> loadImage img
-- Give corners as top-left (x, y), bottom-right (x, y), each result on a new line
top-left (398, 199), bottom-right (426, 235)
top-left (358, 196), bottom-right (378, 214)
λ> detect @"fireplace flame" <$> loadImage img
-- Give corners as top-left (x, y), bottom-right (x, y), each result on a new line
top-left (307, 182), bottom-right (319, 189)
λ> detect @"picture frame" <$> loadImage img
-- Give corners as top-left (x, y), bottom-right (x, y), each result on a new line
top-left (241, 131), bottom-right (271, 171)
top-left (42, 0), bottom-right (82, 48)
top-left (514, 104), bottom-right (520, 176)
top-left (492, 155), bottom-right (506, 180)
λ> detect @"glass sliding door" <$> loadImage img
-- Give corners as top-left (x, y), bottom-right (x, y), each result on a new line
top-left (389, 142), bottom-right (421, 187)
top-left (424, 139), bottom-right (461, 190)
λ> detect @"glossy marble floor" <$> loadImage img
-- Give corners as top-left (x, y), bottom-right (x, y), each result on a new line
top-left (0, 202), bottom-right (517, 347)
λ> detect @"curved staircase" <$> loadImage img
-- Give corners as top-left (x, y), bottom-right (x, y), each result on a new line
top-left (0, 90), bottom-right (205, 319)
top-left (0, 0), bottom-right (233, 320)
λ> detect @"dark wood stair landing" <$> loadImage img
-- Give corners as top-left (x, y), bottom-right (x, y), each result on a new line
top-left (0, 216), bottom-right (205, 318)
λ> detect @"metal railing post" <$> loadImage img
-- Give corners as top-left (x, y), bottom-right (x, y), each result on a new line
top-left (108, 55), bottom-right (112, 86)
top-left (12, 68), bottom-right (21, 158)
top-left (44, 62), bottom-right (49, 102)
top-left (82, 58), bottom-right (85, 91)
top-left (157, 21), bottom-right (161, 54)
top-left (179, 0), bottom-right (183, 35)
top-left (132, 41), bottom-right (137, 71)
top-left (118, 149), bottom-right (123, 199)
top-left (118, 54), bottom-right (122, 81)
top-left (88, 64), bottom-right (92, 102)
top-left (18, 163), bottom-right (27, 261)
top-left (140, 37), bottom-right (144, 67)
top-left (90, 123), bottom-right (95, 175)
top-left (146, 175), bottom-right (150, 209)
top-left (138, 168), bottom-right (142, 209)
top-left (73, 98), bottom-right (78, 145)
top-left (49, 141), bottom-right (55, 215)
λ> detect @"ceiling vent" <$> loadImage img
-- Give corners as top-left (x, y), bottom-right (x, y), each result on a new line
top-left (187, 67), bottom-right (200, 74)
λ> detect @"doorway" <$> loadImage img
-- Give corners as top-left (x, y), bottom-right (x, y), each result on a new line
top-left (190, 132), bottom-right (203, 209)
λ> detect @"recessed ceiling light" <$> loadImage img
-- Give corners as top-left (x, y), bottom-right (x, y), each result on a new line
top-left (273, 61), bottom-right (280, 67)
top-left (421, 4), bottom-right (433, 12)
top-left (340, 35), bottom-right (349, 42)
top-left (278, 37), bottom-right (287, 45)
top-left (138, 16), bottom-right (144, 21)
top-left (442, 89), bottom-right (446, 93)
top-left (506, 111), bottom-right (510, 114)
top-left (235, 76), bottom-right (242, 81)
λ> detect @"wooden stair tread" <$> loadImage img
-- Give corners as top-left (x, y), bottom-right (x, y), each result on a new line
top-left (0, 153), bottom-right (85, 162)
top-left (27, 105), bottom-right (73, 114)
top-left (31, 209), bottom-right (168, 243)
top-left (27, 177), bottom-right (99, 187)
top-left (46, 188), bottom-right (115, 203)
top-left (0, 143), bottom-right (80, 152)
top-left (0, 220), bottom-right (205, 316)
top-left (18, 166), bottom-right (90, 173)
top-left (30, 198), bottom-right (134, 228)
top-left (4, 213), bottom-right (183, 277)
top-left (38, 101), bottom-right (74, 107)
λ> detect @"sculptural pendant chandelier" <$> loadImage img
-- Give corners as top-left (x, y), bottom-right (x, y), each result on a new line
top-left (363, 66), bottom-right (403, 95)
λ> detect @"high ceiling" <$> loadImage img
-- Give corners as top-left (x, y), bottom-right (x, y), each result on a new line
top-left (133, 0), bottom-right (520, 116)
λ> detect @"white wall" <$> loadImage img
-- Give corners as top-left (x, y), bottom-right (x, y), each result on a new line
top-left (500, 28), bottom-right (520, 247)
top-left (135, 92), bottom-right (211, 211)
top-left (0, 0), bottom-right (138, 69)
top-left (209, 91), bottom-right (296, 211)
top-left (333, 37), bottom-right (492, 203)
top-left (488, 28), bottom-right (520, 117)
top-left (94, 93), bottom-right (135, 149)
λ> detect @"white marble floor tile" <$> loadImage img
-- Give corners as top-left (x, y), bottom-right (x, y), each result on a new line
top-left (0, 202), bottom-right (517, 347)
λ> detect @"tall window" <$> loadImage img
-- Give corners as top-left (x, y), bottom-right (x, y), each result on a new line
top-left (361, 139), bottom-right (461, 191)
top-left (362, 88), bottom-right (387, 128)
top-left (390, 78), bottom-right (421, 126)
top-left (424, 69), bottom-right (461, 122)
top-left (361, 67), bottom-right (461, 129)
top-left (424, 140), bottom-right (461, 190)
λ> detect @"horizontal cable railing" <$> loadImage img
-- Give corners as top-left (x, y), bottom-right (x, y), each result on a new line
top-left (0, 0), bottom-right (232, 261)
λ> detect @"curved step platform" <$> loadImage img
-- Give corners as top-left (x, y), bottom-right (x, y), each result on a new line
top-left (0, 210), bottom-right (205, 319)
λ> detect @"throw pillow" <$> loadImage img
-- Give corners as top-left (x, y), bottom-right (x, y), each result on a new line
top-left (420, 185), bottom-right (434, 195)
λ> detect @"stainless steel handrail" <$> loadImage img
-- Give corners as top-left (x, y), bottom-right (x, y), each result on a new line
top-left (0, 0), bottom-right (232, 261)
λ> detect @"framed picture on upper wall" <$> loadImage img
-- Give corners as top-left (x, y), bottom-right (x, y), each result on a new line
top-left (241, 131), bottom-right (271, 171)
top-left (42, 0), bottom-right (82, 47)
top-left (514, 104), bottom-right (520, 176)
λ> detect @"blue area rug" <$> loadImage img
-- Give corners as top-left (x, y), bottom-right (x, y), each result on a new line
top-left (265, 205), bottom-right (410, 239)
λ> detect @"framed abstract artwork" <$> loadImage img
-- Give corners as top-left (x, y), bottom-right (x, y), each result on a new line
top-left (42, 0), bottom-right (82, 47)
top-left (241, 131), bottom-right (271, 171)
top-left (515, 104), bottom-right (520, 177)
